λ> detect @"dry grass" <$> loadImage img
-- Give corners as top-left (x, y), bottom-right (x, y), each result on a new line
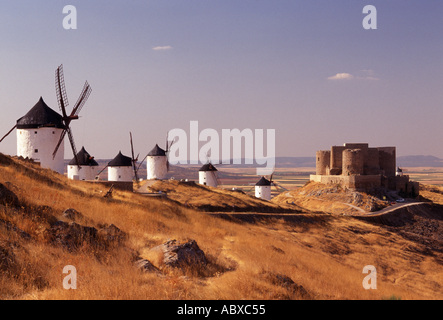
top-left (0, 154), bottom-right (442, 300)
top-left (272, 182), bottom-right (388, 214)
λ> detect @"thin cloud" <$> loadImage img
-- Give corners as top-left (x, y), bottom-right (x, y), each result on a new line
top-left (327, 70), bottom-right (380, 81)
top-left (359, 69), bottom-right (379, 80)
top-left (327, 73), bottom-right (354, 80)
top-left (152, 45), bottom-right (173, 51)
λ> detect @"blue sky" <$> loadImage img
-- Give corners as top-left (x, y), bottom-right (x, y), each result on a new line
top-left (0, 0), bottom-right (442, 160)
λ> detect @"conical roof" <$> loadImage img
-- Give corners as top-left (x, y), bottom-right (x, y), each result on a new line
top-left (255, 177), bottom-right (271, 186)
top-left (147, 144), bottom-right (166, 156)
top-left (16, 97), bottom-right (64, 129)
top-left (199, 163), bottom-right (217, 172)
top-left (68, 147), bottom-right (99, 166)
top-left (108, 151), bottom-right (132, 167)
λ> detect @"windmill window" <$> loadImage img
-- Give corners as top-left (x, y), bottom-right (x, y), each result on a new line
top-left (35, 149), bottom-right (38, 153)
top-left (34, 131), bottom-right (38, 134)
top-left (52, 131), bottom-right (55, 134)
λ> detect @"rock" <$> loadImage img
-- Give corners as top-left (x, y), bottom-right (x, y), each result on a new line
top-left (45, 221), bottom-right (98, 252)
top-left (62, 208), bottom-right (85, 222)
top-left (151, 239), bottom-right (207, 269)
top-left (264, 272), bottom-right (310, 298)
top-left (97, 223), bottom-right (127, 243)
top-left (0, 183), bottom-right (20, 207)
top-left (135, 258), bottom-right (160, 273)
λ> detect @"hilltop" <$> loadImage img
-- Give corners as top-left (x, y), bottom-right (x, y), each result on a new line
top-left (0, 153), bottom-right (442, 300)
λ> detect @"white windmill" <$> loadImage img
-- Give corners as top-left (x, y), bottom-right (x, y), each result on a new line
top-left (107, 151), bottom-right (133, 182)
top-left (146, 137), bottom-right (174, 180)
top-left (198, 163), bottom-right (219, 188)
top-left (0, 64), bottom-right (92, 175)
top-left (67, 146), bottom-right (99, 180)
top-left (255, 176), bottom-right (272, 200)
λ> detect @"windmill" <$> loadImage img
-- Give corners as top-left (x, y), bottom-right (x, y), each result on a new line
top-left (53, 64), bottom-right (92, 168)
top-left (198, 152), bottom-right (220, 187)
top-left (146, 134), bottom-right (174, 180)
top-left (130, 132), bottom-right (140, 183)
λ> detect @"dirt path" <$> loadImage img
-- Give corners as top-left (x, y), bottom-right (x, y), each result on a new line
top-left (364, 202), bottom-right (424, 216)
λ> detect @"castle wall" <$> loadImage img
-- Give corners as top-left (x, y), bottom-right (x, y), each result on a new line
top-left (342, 149), bottom-right (364, 176)
top-left (366, 147), bottom-right (380, 175)
top-left (330, 146), bottom-right (345, 175)
top-left (310, 174), bottom-right (381, 192)
top-left (378, 147), bottom-right (396, 177)
top-left (316, 150), bottom-right (330, 175)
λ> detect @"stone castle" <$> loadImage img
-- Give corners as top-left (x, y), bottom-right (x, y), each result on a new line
top-left (310, 143), bottom-right (419, 196)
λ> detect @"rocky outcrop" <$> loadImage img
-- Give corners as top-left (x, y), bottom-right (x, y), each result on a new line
top-left (150, 239), bottom-right (207, 269)
top-left (44, 220), bottom-right (127, 252)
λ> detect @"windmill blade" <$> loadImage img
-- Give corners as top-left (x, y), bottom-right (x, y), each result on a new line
top-left (71, 81), bottom-right (92, 117)
top-left (165, 134), bottom-right (175, 172)
top-left (129, 132), bottom-right (139, 182)
top-left (55, 64), bottom-right (69, 118)
top-left (136, 153), bottom-right (148, 172)
top-left (53, 129), bottom-right (67, 159)
top-left (272, 181), bottom-right (287, 192)
top-left (0, 125), bottom-right (17, 144)
top-left (97, 164), bottom-right (108, 176)
top-left (66, 127), bottom-right (80, 168)
top-left (212, 170), bottom-right (221, 186)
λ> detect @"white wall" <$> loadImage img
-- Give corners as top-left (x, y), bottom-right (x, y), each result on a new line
top-left (147, 156), bottom-right (167, 180)
top-left (199, 171), bottom-right (218, 188)
top-left (67, 165), bottom-right (98, 180)
top-left (108, 166), bottom-right (133, 182)
top-left (255, 185), bottom-right (271, 200)
top-left (17, 128), bottom-right (65, 174)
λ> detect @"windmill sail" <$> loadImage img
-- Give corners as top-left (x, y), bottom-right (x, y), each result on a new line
top-left (53, 64), bottom-right (91, 169)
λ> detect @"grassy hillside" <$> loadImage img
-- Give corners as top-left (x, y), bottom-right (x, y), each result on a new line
top-left (0, 153), bottom-right (442, 300)
top-left (272, 182), bottom-right (389, 215)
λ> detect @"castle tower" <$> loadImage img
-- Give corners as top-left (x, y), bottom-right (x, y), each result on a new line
top-left (255, 176), bottom-right (271, 200)
top-left (146, 144), bottom-right (168, 180)
top-left (316, 150), bottom-right (330, 175)
top-left (107, 151), bottom-right (133, 182)
top-left (16, 97), bottom-right (65, 174)
top-left (198, 163), bottom-right (218, 187)
top-left (67, 146), bottom-right (99, 180)
top-left (342, 149), bottom-right (364, 176)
